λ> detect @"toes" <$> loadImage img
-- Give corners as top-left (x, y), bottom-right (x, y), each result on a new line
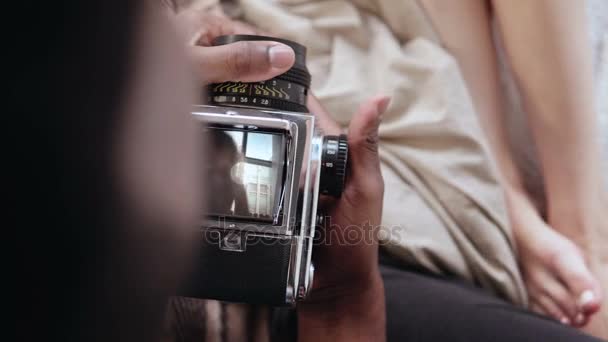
top-left (540, 276), bottom-right (579, 322)
top-left (553, 251), bottom-right (602, 315)
top-left (577, 289), bottom-right (602, 316)
top-left (533, 293), bottom-right (571, 324)
top-left (573, 312), bottom-right (590, 328)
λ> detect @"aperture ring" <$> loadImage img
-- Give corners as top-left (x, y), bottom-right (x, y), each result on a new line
top-left (209, 79), bottom-right (308, 112)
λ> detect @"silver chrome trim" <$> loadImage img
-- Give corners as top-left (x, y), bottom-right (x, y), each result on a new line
top-left (294, 128), bottom-right (323, 301)
top-left (192, 104), bottom-right (322, 305)
top-left (193, 105), bottom-right (312, 237)
top-left (193, 112), bottom-right (292, 131)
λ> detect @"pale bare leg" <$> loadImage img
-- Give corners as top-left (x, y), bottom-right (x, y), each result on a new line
top-left (420, 0), bottom-right (606, 337)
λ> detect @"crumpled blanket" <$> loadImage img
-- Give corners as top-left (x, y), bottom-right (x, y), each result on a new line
top-left (234, 0), bottom-right (528, 305)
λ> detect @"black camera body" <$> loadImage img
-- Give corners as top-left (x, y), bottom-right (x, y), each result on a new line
top-left (179, 36), bottom-right (347, 306)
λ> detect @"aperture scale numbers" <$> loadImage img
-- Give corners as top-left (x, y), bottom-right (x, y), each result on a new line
top-left (211, 79), bottom-right (305, 107)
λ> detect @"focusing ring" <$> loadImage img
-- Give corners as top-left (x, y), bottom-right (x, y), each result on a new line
top-left (209, 35), bottom-right (310, 113)
top-left (275, 67), bottom-right (311, 88)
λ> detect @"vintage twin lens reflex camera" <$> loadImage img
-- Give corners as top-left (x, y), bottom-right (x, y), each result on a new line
top-left (180, 35), bottom-right (348, 306)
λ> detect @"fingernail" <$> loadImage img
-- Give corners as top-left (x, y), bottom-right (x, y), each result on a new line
top-left (574, 313), bottom-right (585, 326)
top-left (376, 97), bottom-right (391, 115)
top-left (560, 317), bottom-right (571, 325)
top-left (578, 290), bottom-right (595, 309)
top-left (268, 44), bottom-right (295, 69)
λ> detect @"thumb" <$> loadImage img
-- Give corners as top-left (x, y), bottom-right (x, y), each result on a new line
top-left (347, 95), bottom-right (390, 177)
top-left (191, 41), bottom-right (295, 84)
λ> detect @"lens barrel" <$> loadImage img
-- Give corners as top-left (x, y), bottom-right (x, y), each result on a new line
top-left (208, 35), bottom-right (311, 113)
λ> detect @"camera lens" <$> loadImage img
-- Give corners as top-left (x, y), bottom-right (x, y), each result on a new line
top-left (320, 134), bottom-right (348, 197)
top-left (208, 35), bottom-right (310, 113)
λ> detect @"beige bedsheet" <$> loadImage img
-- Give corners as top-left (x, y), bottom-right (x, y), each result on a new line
top-left (233, 0), bottom-right (528, 305)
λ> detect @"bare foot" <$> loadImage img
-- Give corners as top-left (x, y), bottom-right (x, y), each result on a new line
top-left (516, 215), bottom-right (602, 327)
top-left (544, 193), bottom-right (608, 339)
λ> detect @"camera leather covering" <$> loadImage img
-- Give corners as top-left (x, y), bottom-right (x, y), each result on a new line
top-left (179, 229), bottom-right (293, 305)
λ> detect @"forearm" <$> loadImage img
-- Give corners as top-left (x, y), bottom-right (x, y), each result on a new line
top-left (297, 276), bottom-right (386, 342)
top-left (493, 0), bottom-right (604, 232)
